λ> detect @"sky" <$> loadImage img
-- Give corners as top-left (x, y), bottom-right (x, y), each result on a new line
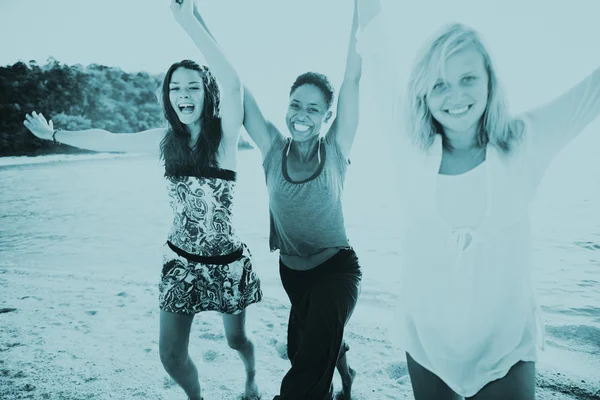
top-left (1, 0), bottom-right (600, 121)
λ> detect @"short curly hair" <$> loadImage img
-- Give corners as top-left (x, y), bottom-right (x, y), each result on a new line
top-left (289, 72), bottom-right (335, 110)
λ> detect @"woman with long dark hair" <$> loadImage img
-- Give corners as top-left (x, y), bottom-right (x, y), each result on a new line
top-left (23, 4), bottom-right (262, 400)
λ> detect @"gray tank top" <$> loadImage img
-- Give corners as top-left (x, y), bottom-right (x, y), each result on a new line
top-left (262, 134), bottom-right (351, 257)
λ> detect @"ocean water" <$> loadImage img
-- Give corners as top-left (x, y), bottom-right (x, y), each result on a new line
top-left (1, 142), bottom-right (599, 380)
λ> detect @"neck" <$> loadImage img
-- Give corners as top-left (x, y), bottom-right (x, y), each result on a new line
top-left (442, 127), bottom-right (480, 152)
top-left (290, 135), bottom-right (320, 163)
top-left (187, 121), bottom-right (202, 147)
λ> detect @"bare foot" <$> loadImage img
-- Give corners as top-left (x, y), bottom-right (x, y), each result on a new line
top-left (337, 367), bottom-right (356, 400)
top-left (243, 377), bottom-right (260, 400)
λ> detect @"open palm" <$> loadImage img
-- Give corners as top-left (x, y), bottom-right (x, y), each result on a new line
top-left (170, 0), bottom-right (195, 26)
top-left (24, 111), bottom-right (54, 141)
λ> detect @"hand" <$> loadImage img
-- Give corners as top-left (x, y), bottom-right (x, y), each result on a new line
top-left (357, 0), bottom-right (381, 28)
top-left (170, 0), bottom-right (195, 27)
top-left (23, 111), bottom-right (54, 141)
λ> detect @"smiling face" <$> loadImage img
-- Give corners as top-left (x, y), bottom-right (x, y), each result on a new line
top-left (286, 84), bottom-right (332, 141)
top-left (168, 67), bottom-right (205, 127)
top-left (426, 45), bottom-right (489, 144)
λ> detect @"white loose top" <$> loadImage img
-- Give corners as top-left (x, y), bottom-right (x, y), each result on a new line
top-left (357, 1), bottom-right (600, 396)
top-left (437, 162), bottom-right (487, 230)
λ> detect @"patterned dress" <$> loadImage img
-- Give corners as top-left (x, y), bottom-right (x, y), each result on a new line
top-left (159, 167), bottom-right (262, 315)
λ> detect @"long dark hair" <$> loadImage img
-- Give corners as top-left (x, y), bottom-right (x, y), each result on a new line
top-left (159, 60), bottom-right (222, 177)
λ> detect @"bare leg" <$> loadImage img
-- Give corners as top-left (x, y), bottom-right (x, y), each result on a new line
top-left (159, 310), bottom-right (203, 400)
top-left (406, 352), bottom-right (461, 400)
top-left (336, 351), bottom-right (356, 400)
top-left (467, 361), bottom-right (535, 400)
top-left (222, 310), bottom-right (260, 399)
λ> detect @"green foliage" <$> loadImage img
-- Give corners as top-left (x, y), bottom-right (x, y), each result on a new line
top-left (0, 58), bottom-right (254, 156)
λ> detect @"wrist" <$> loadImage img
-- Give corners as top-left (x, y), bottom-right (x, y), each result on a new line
top-left (52, 129), bottom-right (61, 144)
top-left (179, 15), bottom-right (198, 30)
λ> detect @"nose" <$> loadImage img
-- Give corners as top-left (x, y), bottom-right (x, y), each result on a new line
top-left (444, 90), bottom-right (470, 105)
top-left (295, 111), bottom-right (309, 121)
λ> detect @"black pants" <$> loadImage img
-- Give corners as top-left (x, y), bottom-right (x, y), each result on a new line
top-left (274, 249), bottom-right (362, 400)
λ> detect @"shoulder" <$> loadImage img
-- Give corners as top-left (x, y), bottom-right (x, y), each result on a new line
top-left (266, 121), bottom-right (284, 143)
top-left (144, 127), bottom-right (168, 134)
top-left (324, 134), bottom-right (350, 167)
top-left (261, 123), bottom-right (285, 156)
top-left (146, 127), bottom-right (169, 139)
top-left (262, 130), bottom-right (288, 168)
top-left (511, 118), bottom-right (525, 136)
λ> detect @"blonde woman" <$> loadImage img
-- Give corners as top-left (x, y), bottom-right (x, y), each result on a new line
top-left (357, 1), bottom-right (600, 399)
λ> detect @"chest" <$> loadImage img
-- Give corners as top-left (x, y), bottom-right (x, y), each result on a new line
top-left (438, 147), bottom-right (486, 175)
top-left (400, 144), bottom-right (533, 232)
top-left (436, 163), bottom-right (487, 229)
top-left (286, 156), bottom-right (322, 182)
top-left (283, 140), bottom-right (326, 183)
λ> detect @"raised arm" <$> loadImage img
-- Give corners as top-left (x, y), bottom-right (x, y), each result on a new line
top-left (191, 3), bottom-right (280, 157)
top-left (520, 67), bottom-right (600, 181)
top-left (186, 0), bottom-right (280, 157)
top-left (23, 111), bottom-right (165, 153)
top-left (355, 0), bottom-right (406, 153)
top-left (327, 0), bottom-right (363, 159)
top-left (171, 0), bottom-right (243, 144)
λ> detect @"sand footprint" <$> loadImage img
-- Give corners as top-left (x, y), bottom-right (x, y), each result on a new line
top-left (259, 318), bottom-right (274, 330)
top-left (385, 361), bottom-right (408, 381)
top-left (163, 376), bottom-right (177, 389)
top-left (202, 349), bottom-right (219, 362)
top-left (199, 332), bottom-right (224, 341)
top-left (267, 338), bottom-right (288, 360)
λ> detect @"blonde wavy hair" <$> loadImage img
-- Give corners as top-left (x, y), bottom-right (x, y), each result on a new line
top-left (406, 23), bottom-right (521, 153)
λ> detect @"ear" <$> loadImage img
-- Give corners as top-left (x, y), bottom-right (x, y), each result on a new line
top-left (324, 110), bottom-right (333, 124)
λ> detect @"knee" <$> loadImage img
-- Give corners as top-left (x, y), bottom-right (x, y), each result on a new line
top-left (159, 344), bottom-right (188, 371)
top-left (226, 334), bottom-right (250, 351)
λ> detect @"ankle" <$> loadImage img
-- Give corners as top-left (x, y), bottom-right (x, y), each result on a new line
top-left (246, 369), bottom-right (257, 381)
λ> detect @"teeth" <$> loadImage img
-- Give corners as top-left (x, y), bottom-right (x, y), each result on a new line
top-left (178, 104), bottom-right (195, 114)
top-left (446, 106), bottom-right (470, 115)
top-left (293, 123), bottom-right (310, 132)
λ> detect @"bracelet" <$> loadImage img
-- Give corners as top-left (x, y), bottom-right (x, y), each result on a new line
top-left (52, 129), bottom-right (59, 144)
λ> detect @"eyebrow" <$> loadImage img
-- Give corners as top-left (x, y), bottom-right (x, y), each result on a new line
top-left (291, 99), bottom-right (321, 107)
top-left (169, 81), bottom-right (202, 85)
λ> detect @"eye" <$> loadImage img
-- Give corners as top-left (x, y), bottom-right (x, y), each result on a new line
top-left (189, 86), bottom-right (201, 91)
top-left (290, 103), bottom-right (299, 109)
top-left (462, 76), bottom-right (477, 83)
top-left (169, 87), bottom-right (179, 91)
top-left (308, 108), bottom-right (318, 113)
top-left (432, 81), bottom-right (445, 91)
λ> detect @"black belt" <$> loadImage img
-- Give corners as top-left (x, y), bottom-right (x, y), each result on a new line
top-left (167, 241), bottom-right (244, 265)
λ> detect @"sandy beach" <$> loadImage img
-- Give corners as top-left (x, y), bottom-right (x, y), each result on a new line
top-left (1, 247), bottom-right (599, 399)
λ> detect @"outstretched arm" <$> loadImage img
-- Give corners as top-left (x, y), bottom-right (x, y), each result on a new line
top-left (171, 0), bottom-right (243, 143)
top-left (23, 111), bottom-right (165, 154)
top-left (190, 1), bottom-right (281, 157)
top-left (520, 67), bottom-right (600, 182)
top-left (327, 0), bottom-right (363, 159)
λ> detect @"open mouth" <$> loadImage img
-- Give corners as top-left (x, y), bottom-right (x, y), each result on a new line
top-left (293, 123), bottom-right (311, 132)
top-left (444, 105), bottom-right (472, 116)
top-left (178, 103), bottom-right (195, 115)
